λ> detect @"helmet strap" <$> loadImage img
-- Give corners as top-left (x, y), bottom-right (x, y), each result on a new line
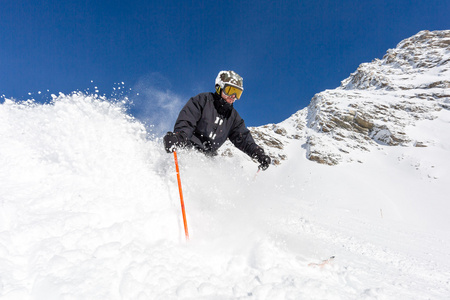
top-left (215, 85), bottom-right (221, 95)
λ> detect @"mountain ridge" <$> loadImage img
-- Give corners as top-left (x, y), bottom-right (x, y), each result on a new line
top-left (230, 30), bottom-right (450, 166)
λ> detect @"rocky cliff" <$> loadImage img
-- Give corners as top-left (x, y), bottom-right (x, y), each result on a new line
top-left (233, 30), bottom-right (449, 165)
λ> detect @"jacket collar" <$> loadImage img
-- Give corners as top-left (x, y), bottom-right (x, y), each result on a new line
top-left (213, 92), bottom-right (233, 118)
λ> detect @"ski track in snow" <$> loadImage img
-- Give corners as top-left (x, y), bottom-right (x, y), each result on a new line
top-left (1, 94), bottom-right (449, 299)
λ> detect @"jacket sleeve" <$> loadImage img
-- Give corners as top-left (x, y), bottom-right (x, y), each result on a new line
top-left (173, 95), bottom-right (205, 140)
top-left (228, 113), bottom-right (260, 158)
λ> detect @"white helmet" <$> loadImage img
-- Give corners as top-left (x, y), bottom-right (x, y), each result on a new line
top-left (215, 70), bottom-right (244, 92)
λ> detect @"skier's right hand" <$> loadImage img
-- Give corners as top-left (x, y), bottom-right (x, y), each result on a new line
top-left (163, 132), bottom-right (185, 153)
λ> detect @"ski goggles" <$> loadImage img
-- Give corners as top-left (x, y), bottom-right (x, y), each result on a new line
top-left (223, 84), bottom-right (243, 99)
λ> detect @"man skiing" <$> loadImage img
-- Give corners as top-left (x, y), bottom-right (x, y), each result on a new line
top-left (163, 70), bottom-right (271, 170)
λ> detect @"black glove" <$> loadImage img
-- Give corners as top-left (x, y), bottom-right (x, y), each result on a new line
top-left (163, 132), bottom-right (186, 153)
top-left (252, 147), bottom-right (271, 171)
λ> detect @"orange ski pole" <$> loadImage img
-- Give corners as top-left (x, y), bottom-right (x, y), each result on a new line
top-left (173, 151), bottom-right (189, 240)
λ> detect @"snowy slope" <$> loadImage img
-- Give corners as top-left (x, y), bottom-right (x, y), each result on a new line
top-left (1, 30), bottom-right (450, 299)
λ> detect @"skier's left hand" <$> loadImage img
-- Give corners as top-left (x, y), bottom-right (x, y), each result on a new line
top-left (258, 155), bottom-right (271, 170)
top-left (252, 147), bottom-right (271, 171)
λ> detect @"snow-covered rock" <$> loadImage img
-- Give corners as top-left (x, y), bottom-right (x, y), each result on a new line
top-left (242, 30), bottom-right (450, 165)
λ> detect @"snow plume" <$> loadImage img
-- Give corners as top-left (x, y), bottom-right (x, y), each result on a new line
top-left (130, 73), bottom-right (184, 137)
top-left (1, 93), bottom-right (179, 297)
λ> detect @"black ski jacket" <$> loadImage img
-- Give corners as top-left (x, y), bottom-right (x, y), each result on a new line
top-left (174, 92), bottom-right (260, 157)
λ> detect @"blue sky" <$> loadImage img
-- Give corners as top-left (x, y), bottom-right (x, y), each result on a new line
top-left (1, 0), bottom-right (449, 128)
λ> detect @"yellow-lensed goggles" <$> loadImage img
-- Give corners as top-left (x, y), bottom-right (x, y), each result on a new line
top-left (223, 84), bottom-right (243, 99)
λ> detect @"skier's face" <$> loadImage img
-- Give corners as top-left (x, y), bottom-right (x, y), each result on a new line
top-left (221, 91), bottom-right (236, 104)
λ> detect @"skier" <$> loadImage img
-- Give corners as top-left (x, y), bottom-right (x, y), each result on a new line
top-left (163, 70), bottom-right (271, 170)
